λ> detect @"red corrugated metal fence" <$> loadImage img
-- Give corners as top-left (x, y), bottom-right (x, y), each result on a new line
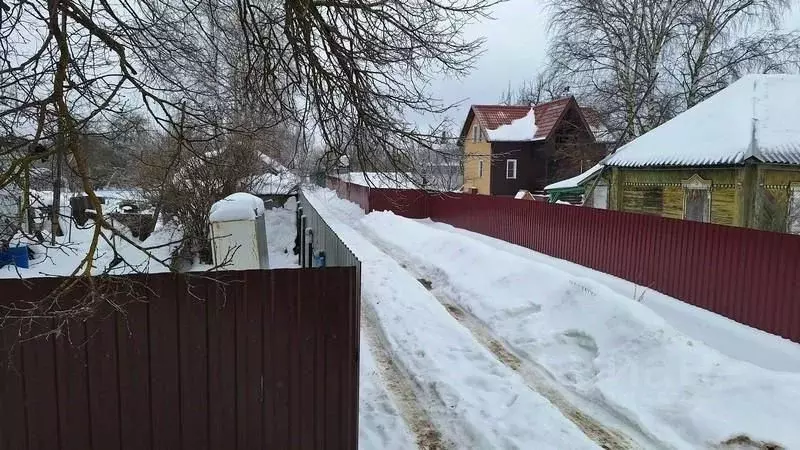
top-left (332, 179), bottom-right (800, 343)
top-left (0, 268), bottom-right (360, 450)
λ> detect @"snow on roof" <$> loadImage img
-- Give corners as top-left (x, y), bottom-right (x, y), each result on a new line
top-left (336, 172), bottom-right (419, 189)
top-left (250, 154), bottom-right (300, 195)
top-left (468, 98), bottom-right (573, 142)
top-left (545, 164), bottom-right (604, 191)
top-left (484, 107), bottom-right (540, 142)
top-left (604, 74), bottom-right (800, 167)
top-left (209, 192), bottom-right (265, 222)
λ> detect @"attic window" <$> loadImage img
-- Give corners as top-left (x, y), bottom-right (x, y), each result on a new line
top-left (472, 125), bottom-right (480, 143)
top-left (788, 183), bottom-right (800, 235)
top-left (506, 159), bottom-right (517, 179)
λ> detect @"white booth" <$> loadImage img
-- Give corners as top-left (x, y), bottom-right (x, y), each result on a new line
top-left (209, 192), bottom-right (269, 270)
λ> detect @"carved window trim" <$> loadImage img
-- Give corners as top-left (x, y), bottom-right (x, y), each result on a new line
top-left (682, 174), bottom-right (712, 223)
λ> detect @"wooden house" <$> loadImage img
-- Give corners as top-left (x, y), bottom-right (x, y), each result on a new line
top-left (602, 74), bottom-right (800, 234)
top-left (458, 97), bottom-right (605, 196)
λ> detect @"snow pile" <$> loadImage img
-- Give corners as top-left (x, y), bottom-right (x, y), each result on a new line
top-left (361, 211), bottom-right (800, 449)
top-left (485, 107), bottom-right (539, 142)
top-left (604, 74), bottom-right (800, 167)
top-left (209, 192), bottom-right (265, 223)
top-left (545, 164), bottom-right (604, 191)
top-left (262, 197), bottom-right (298, 268)
top-left (302, 188), bottom-right (599, 449)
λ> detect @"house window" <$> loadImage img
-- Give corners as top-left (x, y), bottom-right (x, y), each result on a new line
top-left (682, 175), bottom-right (711, 223)
top-left (506, 159), bottom-right (517, 179)
top-left (478, 160), bottom-right (484, 178)
top-left (788, 183), bottom-right (800, 234)
top-left (593, 185), bottom-right (609, 209)
top-left (472, 125), bottom-right (480, 143)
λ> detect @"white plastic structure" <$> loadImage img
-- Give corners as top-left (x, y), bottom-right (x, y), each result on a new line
top-left (209, 192), bottom-right (269, 270)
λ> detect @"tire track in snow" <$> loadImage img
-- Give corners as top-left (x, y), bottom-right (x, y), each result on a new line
top-left (359, 227), bottom-right (665, 450)
top-left (361, 298), bottom-right (451, 449)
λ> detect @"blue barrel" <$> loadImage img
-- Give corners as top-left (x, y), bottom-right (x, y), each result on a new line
top-left (0, 246), bottom-right (30, 269)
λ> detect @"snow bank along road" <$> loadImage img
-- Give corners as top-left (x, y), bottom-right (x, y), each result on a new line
top-left (305, 188), bottom-right (800, 450)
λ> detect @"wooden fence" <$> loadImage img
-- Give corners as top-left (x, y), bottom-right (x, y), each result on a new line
top-left (0, 268), bottom-right (360, 450)
top-left (329, 178), bottom-right (800, 343)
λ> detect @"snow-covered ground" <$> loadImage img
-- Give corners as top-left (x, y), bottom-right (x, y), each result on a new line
top-left (423, 220), bottom-right (800, 373)
top-left (303, 188), bottom-right (600, 450)
top-left (2, 192), bottom-right (298, 277)
top-left (306, 186), bottom-right (800, 450)
top-left (0, 214), bottom-right (181, 279)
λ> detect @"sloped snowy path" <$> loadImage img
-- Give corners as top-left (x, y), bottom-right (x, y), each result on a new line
top-left (360, 226), bottom-right (658, 450)
top-left (359, 210), bottom-right (800, 450)
top-left (303, 189), bottom-right (599, 450)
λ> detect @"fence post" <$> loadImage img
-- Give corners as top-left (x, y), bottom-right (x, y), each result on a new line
top-left (294, 206), bottom-right (303, 257)
top-left (305, 227), bottom-right (313, 268)
top-left (300, 215), bottom-right (307, 267)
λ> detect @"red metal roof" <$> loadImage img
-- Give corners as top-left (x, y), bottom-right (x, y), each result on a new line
top-left (469, 97), bottom-right (573, 141)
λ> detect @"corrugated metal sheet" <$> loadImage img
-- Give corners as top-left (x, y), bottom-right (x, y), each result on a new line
top-left (334, 180), bottom-right (800, 343)
top-left (0, 269), bottom-right (361, 450)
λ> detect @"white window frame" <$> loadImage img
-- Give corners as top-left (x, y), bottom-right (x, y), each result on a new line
top-left (788, 183), bottom-right (800, 234)
top-left (506, 159), bottom-right (517, 180)
top-left (472, 125), bottom-right (480, 143)
top-left (478, 160), bottom-right (484, 178)
top-left (682, 174), bottom-right (712, 223)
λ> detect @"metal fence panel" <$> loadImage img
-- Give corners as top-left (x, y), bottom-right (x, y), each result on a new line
top-left (333, 180), bottom-right (800, 343)
top-left (0, 268), bottom-right (360, 450)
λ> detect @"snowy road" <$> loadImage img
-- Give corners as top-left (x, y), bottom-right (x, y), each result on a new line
top-left (304, 187), bottom-right (800, 450)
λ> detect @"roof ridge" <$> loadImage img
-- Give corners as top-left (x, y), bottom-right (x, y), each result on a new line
top-left (471, 97), bottom-right (573, 110)
top-left (745, 77), bottom-right (762, 162)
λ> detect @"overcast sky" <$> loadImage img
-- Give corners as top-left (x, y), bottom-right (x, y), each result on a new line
top-left (435, 0), bottom-right (800, 130)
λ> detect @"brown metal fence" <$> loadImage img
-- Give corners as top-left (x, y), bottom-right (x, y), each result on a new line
top-left (0, 268), bottom-right (360, 450)
top-left (330, 178), bottom-right (800, 343)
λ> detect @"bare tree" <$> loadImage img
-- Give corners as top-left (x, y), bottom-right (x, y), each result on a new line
top-left (543, 0), bottom-right (800, 146)
top-left (1, 0), bottom-right (500, 330)
top-left (668, 0), bottom-right (799, 108)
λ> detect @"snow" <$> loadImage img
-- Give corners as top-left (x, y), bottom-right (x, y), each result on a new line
top-left (421, 220), bottom-right (800, 372)
top-left (209, 192), bottom-right (265, 223)
top-left (250, 154), bottom-right (300, 195)
top-left (514, 190), bottom-right (529, 199)
top-left (485, 107), bottom-right (540, 142)
top-left (357, 210), bottom-right (800, 449)
top-left (604, 74), bottom-right (800, 167)
top-left (262, 196), bottom-right (298, 268)
top-left (358, 336), bottom-right (417, 450)
top-left (545, 164), bottom-right (605, 191)
top-left (0, 219), bottom-right (182, 278)
top-left (335, 172), bottom-right (419, 190)
top-left (303, 187), bottom-right (599, 450)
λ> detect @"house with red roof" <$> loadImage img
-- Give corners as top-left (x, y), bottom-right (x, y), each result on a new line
top-left (458, 97), bottom-right (604, 196)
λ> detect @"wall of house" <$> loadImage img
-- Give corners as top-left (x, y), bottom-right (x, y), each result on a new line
top-left (610, 167), bottom-right (741, 226)
top-left (462, 116), bottom-right (492, 194)
top-left (548, 106), bottom-right (607, 186)
top-left (754, 165), bottom-right (800, 232)
top-left (490, 141), bottom-right (550, 195)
